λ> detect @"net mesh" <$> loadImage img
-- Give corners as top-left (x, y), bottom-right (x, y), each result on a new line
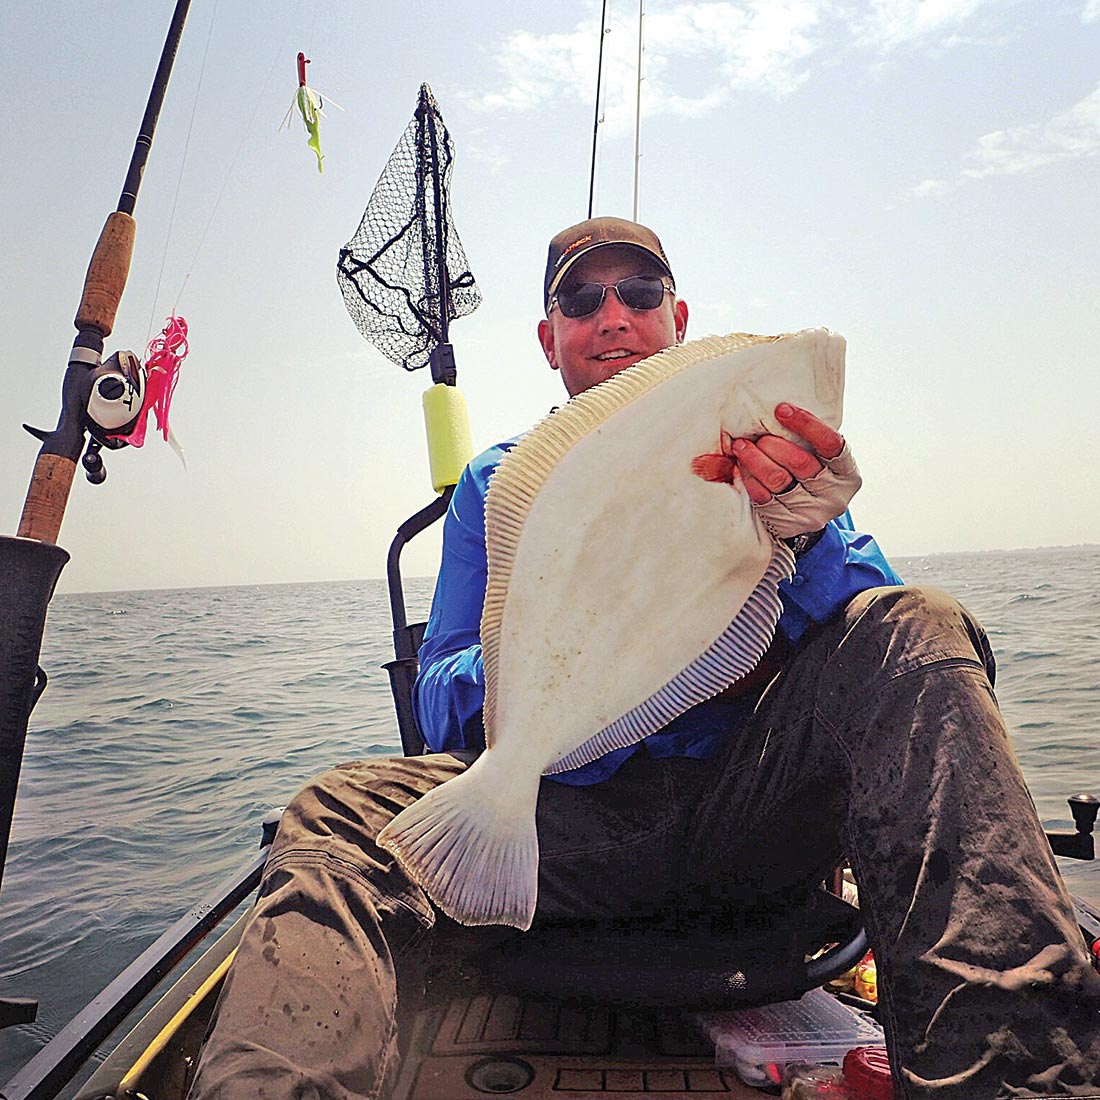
top-left (337, 84), bottom-right (481, 371)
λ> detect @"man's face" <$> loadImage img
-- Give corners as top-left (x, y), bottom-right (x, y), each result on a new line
top-left (538, 245), bottom-right (689, 397)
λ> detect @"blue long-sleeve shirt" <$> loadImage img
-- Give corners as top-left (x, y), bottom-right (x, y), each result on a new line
top-left (412, 436), bottom-right (902, 786)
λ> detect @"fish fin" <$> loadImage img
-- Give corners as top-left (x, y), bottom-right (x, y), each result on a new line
top-left (546, 540), bottom-right (796, 775)
top-left (377, 758), bottom-right (540, 930)
top-left (690, 453), bottom-right (735, 483)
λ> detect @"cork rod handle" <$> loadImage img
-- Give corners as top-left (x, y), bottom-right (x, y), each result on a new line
top-left (17, 456), bottom-right (77, 543)
top-left (74, 211), bottom-right (136, 338)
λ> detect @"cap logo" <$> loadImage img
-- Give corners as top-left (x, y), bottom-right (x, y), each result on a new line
top-left (557, 234), bottom-right (593, 267)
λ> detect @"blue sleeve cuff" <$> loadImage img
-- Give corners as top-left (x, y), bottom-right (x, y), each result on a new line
top-left (778, 516), bottom-right (902, 643)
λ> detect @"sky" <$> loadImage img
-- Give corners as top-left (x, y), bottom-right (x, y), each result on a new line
top-left (2, 0), bottom-right (1098, 595)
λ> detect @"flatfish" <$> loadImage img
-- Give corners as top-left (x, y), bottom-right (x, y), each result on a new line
top-left (378, 328), bottom-right (846, 930)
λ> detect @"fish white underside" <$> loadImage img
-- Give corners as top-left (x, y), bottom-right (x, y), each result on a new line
top-left (378, 329), bottom-right (846, 930)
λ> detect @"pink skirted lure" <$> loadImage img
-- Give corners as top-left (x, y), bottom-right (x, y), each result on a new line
top-left (103, 315), bottom-right (188, 463)
top-left (128, 315), bottom-right (188, 448)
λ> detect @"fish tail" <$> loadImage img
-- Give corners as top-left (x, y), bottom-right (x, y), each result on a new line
top-left (377, 756), bottom-right (540, 930)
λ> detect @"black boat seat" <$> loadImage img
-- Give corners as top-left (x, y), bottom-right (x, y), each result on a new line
top-left (383, 618), bottom-right (868, 1012)
top-left (383, 620), bottom-right (432, 757)
top-left (445, 888), bottom-right (867, 1010)
top-left (381, 493), bottom-right (868, 1013)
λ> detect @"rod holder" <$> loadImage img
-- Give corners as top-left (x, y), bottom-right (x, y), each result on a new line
top-left (1047, 794), bottom-right (1098, 861)
top-left (0, 536), bottom-right (70, 896)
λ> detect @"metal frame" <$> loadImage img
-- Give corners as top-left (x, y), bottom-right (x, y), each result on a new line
top-left (383, 487), bottom-right (454, 756)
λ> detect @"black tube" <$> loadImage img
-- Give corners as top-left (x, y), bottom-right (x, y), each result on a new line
top-left (385, 489), bottom-right (453, 636)
top-left (117, 0), bottom-right (193, 215)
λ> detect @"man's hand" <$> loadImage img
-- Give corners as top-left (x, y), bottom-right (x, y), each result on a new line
top-left (730, 403), bottom-right (843, 502)
top-left (691, 403), bottom-right (862, 539)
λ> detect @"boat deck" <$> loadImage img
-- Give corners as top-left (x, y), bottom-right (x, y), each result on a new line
top-left (395, 994), bottom-right (766, 1100)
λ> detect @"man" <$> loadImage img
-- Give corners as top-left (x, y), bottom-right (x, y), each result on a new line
top-left (190, 218), bottom-right (1100, 1099)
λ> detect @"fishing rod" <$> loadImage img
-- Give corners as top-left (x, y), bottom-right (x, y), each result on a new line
top-left (587, 0), bottom-right (609, 218)
top-left (632, 0), bottom-right (645, 221)
top-left (18, 0), bottom-right (192, 541)
top-left (0, 0), bottom-right (193, 1024)
top-left (587, 1), bottom-right (645, 221)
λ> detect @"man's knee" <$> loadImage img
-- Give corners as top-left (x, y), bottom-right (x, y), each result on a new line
top-left (273, 754), bottom-right (466, 855)
top-left (837, 585), bottom-right (995, 683)
top-left (846, 584), bottom-right (969, 624)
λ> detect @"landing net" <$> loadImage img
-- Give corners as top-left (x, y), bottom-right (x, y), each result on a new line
top-left (337, 84), bottom-right (481, 371)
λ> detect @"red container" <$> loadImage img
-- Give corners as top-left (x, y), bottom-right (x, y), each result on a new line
top-left (843, 1046), bottom-right (895, 1100)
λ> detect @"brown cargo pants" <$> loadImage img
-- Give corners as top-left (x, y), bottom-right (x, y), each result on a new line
top-left (187, 587), bottom-right (1100, 1099)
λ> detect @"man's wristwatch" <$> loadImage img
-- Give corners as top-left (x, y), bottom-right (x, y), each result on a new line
top-left (783, 528), bottom-right (825, 557)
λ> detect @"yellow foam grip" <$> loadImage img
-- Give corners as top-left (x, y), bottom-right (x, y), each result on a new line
top-left (422, 383), bottom-right (473, 493)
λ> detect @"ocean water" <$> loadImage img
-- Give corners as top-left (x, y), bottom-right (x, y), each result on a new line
top-left (1, 547), bottom-right (1098, 1088)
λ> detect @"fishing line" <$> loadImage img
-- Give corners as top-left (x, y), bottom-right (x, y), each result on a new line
top-left (147, 0), bottom-right (221, 343)
top-left (306, 7), bottom-right (318, 57)
top-left (162, 0), bottom-right (343, 318)
top-left (171, 28), bottom-right (293, 314)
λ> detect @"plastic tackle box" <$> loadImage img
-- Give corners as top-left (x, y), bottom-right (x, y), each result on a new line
top-left (696, 987), bottom-right (885, 1087)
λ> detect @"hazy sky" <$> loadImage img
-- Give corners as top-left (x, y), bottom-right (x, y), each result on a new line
top-left (2, 0), bottom-right (1098, 594)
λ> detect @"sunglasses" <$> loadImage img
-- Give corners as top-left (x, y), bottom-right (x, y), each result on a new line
top-left (549, 275), bottom-right (673, 319)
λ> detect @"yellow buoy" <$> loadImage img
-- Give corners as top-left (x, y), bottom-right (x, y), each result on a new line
top-left (422, 382), bottom-right (473, 493)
